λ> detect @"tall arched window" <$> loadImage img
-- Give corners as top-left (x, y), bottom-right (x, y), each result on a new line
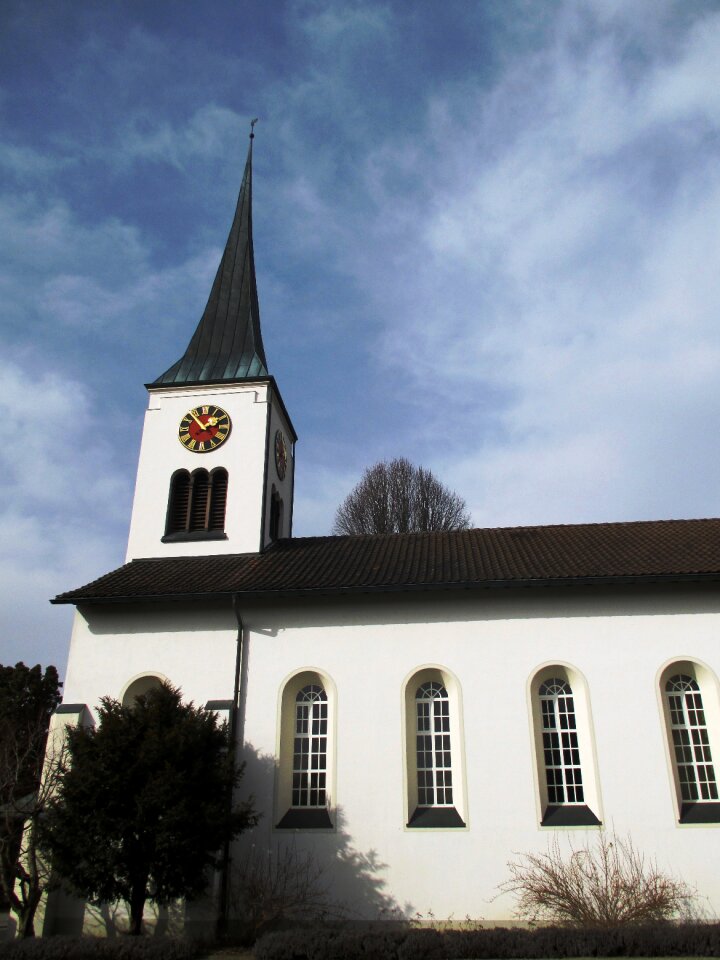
top-left (404, 667), bottom-right (466, 828)
top-left (661, 662), bottom-right (720, 823)
top-left (530, 665), bottom-right (601, 827)
top-left (416, 681), bottom-right (453, 808)
top-left (276, 671), bottom-right (335, 829)
top-left (539, 678), bottom-right (584, 806)
top-left (291, 685), bottom-right (327, 808)
top-left (164, 468), bottom-right (228, 540)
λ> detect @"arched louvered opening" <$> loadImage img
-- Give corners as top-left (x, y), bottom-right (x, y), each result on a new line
top-left (208, 468), bottom-right (228, 531)
top-left (269, 487), bottom-right (283, 540)
top-left (166, 470), bottom-right (191, 535)
top-left (188, 470), bottom-right (210, 531)
top-left (163, 467), bottom-right (228, 541)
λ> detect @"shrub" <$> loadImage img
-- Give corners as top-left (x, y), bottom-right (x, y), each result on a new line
top-left (230, 841), bottom-right (350, 941)
top-left (500, 831), bottom-right (697, 927)
top-left (254, 923), bottom-right (720, 960)
top-left (0, 937), bottom-right (200, 960)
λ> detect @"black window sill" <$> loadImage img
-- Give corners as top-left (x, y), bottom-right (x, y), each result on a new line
top-left (680, 801), bottom-right (720, 824)
top-left (162, 531), bottom-right (228, 543)
top-left (542, 805), bottom-right (601, 826)
top-left (276, 808), bottom-right (333, 829)
top-left (407, 806), bottom-right (465, 828)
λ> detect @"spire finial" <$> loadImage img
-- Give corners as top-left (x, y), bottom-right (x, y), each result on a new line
top-left (250, 117), bottom-right (258, 140)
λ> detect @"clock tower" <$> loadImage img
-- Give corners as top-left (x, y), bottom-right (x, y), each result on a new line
top-left (125, 131), bottom-right (296, 561)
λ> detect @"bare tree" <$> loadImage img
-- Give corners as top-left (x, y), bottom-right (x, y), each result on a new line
top-left (0, 663), bottom-right (62, 938)
top-left (333, 458), bottom-right (471, 535)
top-left (0, 736), bottom-right (67, 938)
top-left (500, 832), bottom-right (697, 927)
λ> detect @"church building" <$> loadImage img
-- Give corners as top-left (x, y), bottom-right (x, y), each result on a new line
top-left (46, 134), bottom-right (720, 933)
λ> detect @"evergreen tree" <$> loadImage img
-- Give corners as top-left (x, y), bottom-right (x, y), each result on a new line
top-left (42, 683), bottom-right (256, 935)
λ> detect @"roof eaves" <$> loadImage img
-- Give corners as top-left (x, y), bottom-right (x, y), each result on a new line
top-left (51, 571), bottom-right (720, 606)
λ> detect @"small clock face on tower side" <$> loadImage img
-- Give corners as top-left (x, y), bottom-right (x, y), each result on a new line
top-left (178, 405), bottom-right (231, 453)
top-left (275, 429), bottom-right (288, 480)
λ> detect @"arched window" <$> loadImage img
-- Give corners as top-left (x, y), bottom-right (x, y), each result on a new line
top-left (404, 667), bottom-right (466, 828)
top-left (416, 681), bottom-right (453, 808)
top-left (276, 671), bottom-right (335, 829)
top-left (164, 468), bottom-right (228, 540)
top-left (539, 678), bottom-right (584, 806)
top-left (660, 662), bottom-right (720, 823)
top-left (291, 685), bottom-right (327, 808)
top-left (121, 674), bottom-right (164, 708)
top-left (530, 665), bottom-right (601, 827)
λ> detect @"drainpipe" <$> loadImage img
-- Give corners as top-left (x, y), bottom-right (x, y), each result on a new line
top-left (217, 595), bottom-right (245, 938)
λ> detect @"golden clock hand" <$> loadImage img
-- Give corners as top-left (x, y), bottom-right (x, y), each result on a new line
top-left (189, 410), bottom-right (206, 430)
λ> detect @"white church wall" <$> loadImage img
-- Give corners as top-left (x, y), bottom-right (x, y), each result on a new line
top-left (236, 585), bottom-right (720, 921)
top-left (126, 382), bottom-right (272, 560)
top-left (262, 390), bottom-right (295, 545)
top-left (62, 602), bottom-right (239, 710)
top-left (56, 585), bottom-right (720, 926)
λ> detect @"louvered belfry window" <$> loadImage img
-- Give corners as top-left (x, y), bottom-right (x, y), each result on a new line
top-left (165, 468), bottom-right (228, 536)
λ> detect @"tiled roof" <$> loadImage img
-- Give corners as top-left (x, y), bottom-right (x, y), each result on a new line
top-left (53, 518), bottom-right (720, 605)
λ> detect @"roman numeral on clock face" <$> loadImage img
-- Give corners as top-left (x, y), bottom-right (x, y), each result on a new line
top-left (178, 405), bottom-right (232, 453)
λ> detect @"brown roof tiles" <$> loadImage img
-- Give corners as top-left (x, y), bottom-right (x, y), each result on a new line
top-left (52, 518), bottom-right (720, 605)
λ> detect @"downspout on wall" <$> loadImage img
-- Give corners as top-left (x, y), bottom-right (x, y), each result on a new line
top-left (216, 595), bottom-right (247, 937)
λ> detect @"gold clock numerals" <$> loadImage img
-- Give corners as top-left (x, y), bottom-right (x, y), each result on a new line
top-left (178, 404), bottom-right (232, 453)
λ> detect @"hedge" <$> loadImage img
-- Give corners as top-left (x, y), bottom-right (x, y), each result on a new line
top-left (0, 937), bottom-right (200, 960)
top-left (255, 923), bottom-right (720, 960)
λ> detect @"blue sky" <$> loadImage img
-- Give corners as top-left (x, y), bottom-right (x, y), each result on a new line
top-left (3, 0), bottom-right (720, 671)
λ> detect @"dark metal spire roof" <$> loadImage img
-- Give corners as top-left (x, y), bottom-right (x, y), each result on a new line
top-left (153, 132), bottom-right (268, 386)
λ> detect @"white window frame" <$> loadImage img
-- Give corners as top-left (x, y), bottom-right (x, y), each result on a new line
top-left (402, 665), bottom-right (467, 829)
top-left (275, 669), bottom-right (336, 830)
top-left (659, 659), bottom-right (720, 823)
top-left (529, 663), bottom-right (602, 828)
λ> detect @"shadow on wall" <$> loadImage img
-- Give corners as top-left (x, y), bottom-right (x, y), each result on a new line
top-left (41, 740), bottom-right (408, 939)
top-left (229, 742), bottom-right (410, 938)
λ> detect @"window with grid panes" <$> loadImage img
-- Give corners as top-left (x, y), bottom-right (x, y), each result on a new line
top-left (666, 674), bottom-right (718, 803)
top-left (416, 681), bottom-right (453, 807)
top-left (292, 684), bottom-right (328, 808)
top-left (539, 678), bottom-right (584, 805)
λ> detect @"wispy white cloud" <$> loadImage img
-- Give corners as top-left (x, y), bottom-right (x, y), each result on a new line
top-left (0, 357), bottom-right (129, 668)
top-left (3, 0), bottom-right (720, 666)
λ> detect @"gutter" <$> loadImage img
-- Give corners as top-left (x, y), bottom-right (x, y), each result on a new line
top-left (216, 595), bottom-right (246, 938)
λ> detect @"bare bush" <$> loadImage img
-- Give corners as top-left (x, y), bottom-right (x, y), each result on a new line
top-left (231, 841), bottom-right (349, 941)
top-left (500, 832), bottom-right (697, 927)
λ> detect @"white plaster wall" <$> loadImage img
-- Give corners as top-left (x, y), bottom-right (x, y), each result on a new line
top-left (58, 584), bottom-right (720, 925)
top-left (62, 602), bottom-right (239, 711)
top-left (236, 586), bottom-right (720, 922)
top-left (262, 394), bottom-right (295, 545)
top-left (126, 382), bottom-right (272, 560)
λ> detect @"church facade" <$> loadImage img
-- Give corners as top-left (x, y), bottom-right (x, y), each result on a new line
top-left (46, 137), bottom-right (720, 933)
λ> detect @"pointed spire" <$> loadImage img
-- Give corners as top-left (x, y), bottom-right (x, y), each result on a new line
top-left (154, 123), bottom-right (269, 386)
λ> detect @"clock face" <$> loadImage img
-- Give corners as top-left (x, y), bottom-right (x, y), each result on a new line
top-left (275, 429), bottom-right (288, 480)
top-left (178, 405), bottom-right (231, 453)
